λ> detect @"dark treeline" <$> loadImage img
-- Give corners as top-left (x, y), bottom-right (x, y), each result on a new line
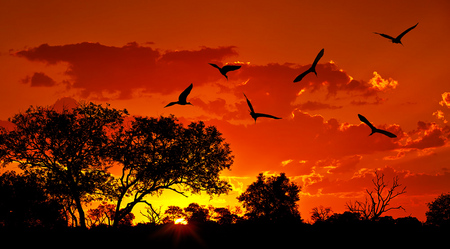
top-left (1, 103), bottom-right (450, 247)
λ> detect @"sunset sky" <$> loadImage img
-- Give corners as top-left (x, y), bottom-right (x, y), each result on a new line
top-left (1, 0), bottom-right (450, 222)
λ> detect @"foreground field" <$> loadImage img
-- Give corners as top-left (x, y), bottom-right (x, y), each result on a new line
top-left (2, 222), bottom-right (449, 248)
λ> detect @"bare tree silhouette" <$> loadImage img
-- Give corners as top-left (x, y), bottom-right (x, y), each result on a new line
top-left (346, 171), bottom-right (406, 220)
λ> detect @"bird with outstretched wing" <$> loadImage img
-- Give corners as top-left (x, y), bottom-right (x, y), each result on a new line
top-left (358, 114), bottom-right (397, 138)
top-left (164, 83), bottom-right (193, 108)
top-left (209, 63), bottom-right (241, 80)
top-left (244, 93), bottom-right (281, 123)
top-left (374, 23), bottom-right (418, 45)
top-left (294, 48), bottom-right (324, 83)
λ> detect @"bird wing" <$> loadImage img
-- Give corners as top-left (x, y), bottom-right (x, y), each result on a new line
top-left (375, 129), bottom-right (397, 138)
top-left (358, 114), bottom-right (376, 130)
top-left (178, 83), bottom-right (193, 102)
top-left (209, 63), bottom-right (221, 70)
top-left (293, 68), bottom-right (312, 83)
top-left (243, 93), bottom-right (255, 113)
top-left (311, 48), bottom-right (325, 68)
top-left (374, 32), bottom-right (395, 41)
top-left (164, 102), bottom-right (177, 108)
top-left (254, 113), bottom-right (282, 120)
top-left (222, 65), bottom-right (241, 73)
top-left (396, 23), bottom-right (419, 40)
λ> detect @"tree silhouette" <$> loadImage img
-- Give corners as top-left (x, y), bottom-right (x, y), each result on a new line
top-left (237, 173), bottom-right (302, 223)
top-left (211, 207), bottom-right (240, 225)
top-left (346, 171), bottom-right (406, 220)
top-left (86, 201), bottom-right (134, 227)
top-left (162, 206), bottom-right (185, 224)
top-left (141, 205), bottom-right (163, 225)
top-left (184, 203), bottom-right (210, 224)
top-left (310, 206), bottom-right (333, 223)
top-left (108, 116), bottom-right (233, 227)
top-left (426, 193), bottom-right (450, 227)
top-left (0, 171), bottom-right (65, 228)
top-left (0, 103), bottom-right (126, 228)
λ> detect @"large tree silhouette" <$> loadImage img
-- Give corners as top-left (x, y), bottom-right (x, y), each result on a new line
top-left (237, 173), bottom-right (302, 223)
top-left (108, 116), bottom-right (233, 227)
top-left (0, 103), bottom-right (125, 228)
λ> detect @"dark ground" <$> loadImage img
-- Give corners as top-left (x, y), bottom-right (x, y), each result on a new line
top-left (2, 222), bottom-right (448, 248)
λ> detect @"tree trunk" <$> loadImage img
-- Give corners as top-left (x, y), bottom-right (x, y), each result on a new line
top-left (74, 195), bottom-right (87, 229)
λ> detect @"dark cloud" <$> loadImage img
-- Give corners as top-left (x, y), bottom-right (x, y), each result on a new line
top-left (16, 42), bottom-right (398, 107)
top-left (22, 72), bottom-right (56, 87)
top-left (16, 42), bottom-right (238, 99)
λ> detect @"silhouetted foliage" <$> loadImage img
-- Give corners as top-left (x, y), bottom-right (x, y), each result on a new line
top-left (0, 103), bottom-right (233, 228)
top-left (346, 171), bottom-right (406, 220)
top-left (162, 206), bottom-right (185, 224)
top-left (211, 207), bottom-right (240, 225)
top-left (108, 115), bottom-right (233, 227)
top-left (237, 172), bottom-right (301, 223)
top-left (86, 201), bottom-right (134, 227)
top-left (310, 205), bottom-right (333, 223)
top-left (426, 193), bottom-right (450, 227)
top-left (184, 203), bottom-right (210, 224)
top-left (0, 103), bottom-right (125, 228)
top-left (0, 171), bottom-right (66, 228)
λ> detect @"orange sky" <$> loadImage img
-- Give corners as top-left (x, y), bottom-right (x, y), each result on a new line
top-left (1, 0), bottom-right (450, 223)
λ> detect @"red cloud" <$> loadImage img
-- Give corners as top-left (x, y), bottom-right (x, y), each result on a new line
top-left (297, 101), bottom-right (342, 111)
top-left (305, 166), bottom-right (450, 197)
top-left (203, 110), bottom-right (402, 176)
top-left (16, 42), bottom-right (398, 109)
top-left (15, 42), bottom-right (238, 99)
top-left (405, 121), bottom-right (450, 149)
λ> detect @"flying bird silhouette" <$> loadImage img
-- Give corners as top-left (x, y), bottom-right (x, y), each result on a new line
top-left (293, 48), bottom-right (324, 83)
top-left (374, 23), bottom-right (418, 45)
top-left (164, 83), bottom-right (193, 108)
top-left (244, 93), bottom-right (281, 123)
top-left (209, 63), bottom-right (241, 80)
top-left (358, 114), bottom-right (397, 138)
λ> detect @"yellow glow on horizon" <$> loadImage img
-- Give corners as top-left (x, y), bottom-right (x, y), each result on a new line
top-left (175, 218), bottom-right (187, 225)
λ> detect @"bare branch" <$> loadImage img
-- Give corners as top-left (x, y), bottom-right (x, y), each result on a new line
top-left (346, 171), bottom-right (407, 220)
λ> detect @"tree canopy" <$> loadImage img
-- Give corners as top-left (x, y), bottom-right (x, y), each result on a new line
top-left (0, 103), bottom-right (124, 228)
top-left (426, 193), bottom-right (450, 227)
top-left (0, 102), bottom-right (233, 228)
top-left (108, 115), bottom-right (233, 227)
top-left (237, 173), bottom-right (302, 223)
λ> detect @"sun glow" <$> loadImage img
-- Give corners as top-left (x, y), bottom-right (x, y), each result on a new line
top-left (174, 218), bottom-right (187, 225)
